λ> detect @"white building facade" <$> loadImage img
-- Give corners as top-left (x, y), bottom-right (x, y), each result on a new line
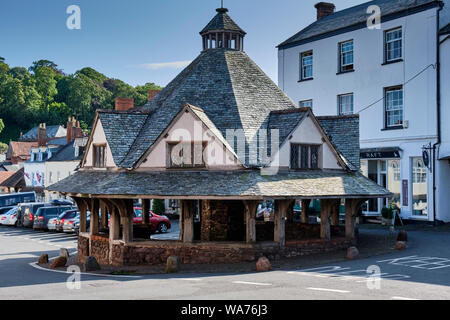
top-left (278, 0), bottom-right (450, 222)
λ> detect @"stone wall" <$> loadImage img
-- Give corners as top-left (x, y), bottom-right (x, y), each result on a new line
top-left (255, 222), bottom-right (344, 241)
top-left (77, 235), bottom-right (89, 263)
top-left (104, 238), bottom-right (352, 267)
top-left (90, 235), bottom-right (110, 265)
top-left (201, 200), bottom-right (229, 241)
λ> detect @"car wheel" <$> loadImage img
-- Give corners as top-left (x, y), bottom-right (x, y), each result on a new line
top-left (157, 222), bottom-right (168, 233)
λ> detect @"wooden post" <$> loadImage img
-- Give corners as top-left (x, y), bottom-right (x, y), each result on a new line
top-left (301, 199), bottom-right (311, 224)
top-left (274, 200), bottom-right (290, 247)
top-left (100, 202), bottom-right (108, 229)
top-left (320, 199), bottom-right (332, 240)
top-left (331, 199), bottom-right (341, 226)
top-left (142, 199), bottom-right (150, 225)
top-left (243, 200), bottom-right (258, 244)
top-left (182, 200), bottom-right (194, 243)
top-left (90, 199), bottom-right (99, 236)
top-left (109, 207), bottom-right (120, 241)
top-left (345, 199), bottom-right (366, 241)
top-left (73, 197), bottom-right (88, 233)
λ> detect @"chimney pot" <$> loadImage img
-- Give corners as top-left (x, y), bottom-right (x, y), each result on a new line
top-left (314, 2), bottom-right (335, 20)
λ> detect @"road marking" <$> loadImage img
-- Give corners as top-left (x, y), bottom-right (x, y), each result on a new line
top-left (307, 287), bottom-right (350, 293)
top-left (392, 296), bottom-right (419, 300)
top-left (232, 281), bottom-right (272, 286)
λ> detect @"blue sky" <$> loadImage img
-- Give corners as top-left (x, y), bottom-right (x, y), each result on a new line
top-left (1, 0), bottom-right (364, 87)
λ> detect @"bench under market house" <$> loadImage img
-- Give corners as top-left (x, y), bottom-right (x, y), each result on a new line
top-left (48, 7), bottom-right (391, 267)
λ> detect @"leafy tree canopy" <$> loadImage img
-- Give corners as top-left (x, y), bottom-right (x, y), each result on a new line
top-left (0, 57), bottom-right (163, 144)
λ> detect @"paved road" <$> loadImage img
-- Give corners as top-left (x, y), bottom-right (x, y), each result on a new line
top-left (1, 225), bottom-right (450, 300)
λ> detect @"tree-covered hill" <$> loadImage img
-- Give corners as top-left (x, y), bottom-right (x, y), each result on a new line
top-left (0, 57), bottom-right (162, 143)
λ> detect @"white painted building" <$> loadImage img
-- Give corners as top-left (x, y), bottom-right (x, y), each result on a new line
top-left (278, 0), bottom-right (450, 222)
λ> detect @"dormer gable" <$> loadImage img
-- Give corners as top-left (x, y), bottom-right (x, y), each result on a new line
top-left (82, 115), bottom-right (117, 169)
top-left (136, 103), bottom-right (243, 170)
top-left (266, 108), bottom-right (350, 172)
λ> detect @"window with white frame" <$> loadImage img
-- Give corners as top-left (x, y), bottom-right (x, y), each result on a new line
top-left (385, 28), bottom-right (402, 62)
top-left (339, 40), bottom-right (354, 72)
top-left (338, 93), bottom-right (354, 115)
top-left (299, 100), bottom-right (313, 109)
top-left (385, 86), bottom-right (403, 128)
top-left (300, 51), bottom-right (313, 80)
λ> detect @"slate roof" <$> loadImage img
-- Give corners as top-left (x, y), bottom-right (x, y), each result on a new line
top-left (317, 115), bottom-right (360, 170)
top-left (97, 111), bottom-right (149, 166)
top-left (20, 125), bottom-right (66, 141)
top-left (123, 48), bottom-right (298, 168)
top-left (268, 109), bottom-right (309, 147)
top-left (200, 8), bottom-right (246, 35)
top-left (0, 168), bottom-right (24, 188)
top-left (278, 0), bottom-right (440, 49)
top-left (47, 170), bottom-right (391, 199)
top-left (48, 140), bottom-right (83, 162)
top-left (441, 23), bottom-right (450, 35)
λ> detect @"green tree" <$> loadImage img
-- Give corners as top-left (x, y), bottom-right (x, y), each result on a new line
top-left (0, 142), bottom-right (8, 154)
top-left (34, 66), bottom-right (58, 113)
top-left (152, 199), bottom-right (165, 216)
top-left (29, 59), bottom-right (63, 75)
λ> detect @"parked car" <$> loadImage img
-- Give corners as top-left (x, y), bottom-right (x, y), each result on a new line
top-left (0, 206), bottom-right (15, 216)
top-left (0, 207), bottom-right (19, 226)
top-left (63, 212), bottom-right (90, 234)
top-left (33, 206), bottom-right (74, 231)
top-left (19, 202), bottom-right (51, 228)
top-left (0, 208), bottom-right (14, 225)
top-left (48, 209), bottom-right (79, 232)
top-left (133, 207), bottom-right (171, 233)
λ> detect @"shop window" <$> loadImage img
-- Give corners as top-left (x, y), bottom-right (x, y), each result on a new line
top-left (412, 158), bottom-right (427, 217)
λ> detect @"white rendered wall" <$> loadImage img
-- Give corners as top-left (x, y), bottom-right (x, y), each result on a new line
top-left (278, 8), bottom-right (441, 220)
top-left (84, 119), bottom-right (116, 168)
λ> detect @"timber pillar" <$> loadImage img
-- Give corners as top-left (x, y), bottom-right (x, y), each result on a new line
top-left (274, 200), bottom-right (293, 247)
top-left (320, 199), bottom-right (334, 240)
top-left (301, 199), bottom-right (311, 224)
top-left (345, 199), bottom-right (366, 241)
top-left (243, 200), bottom-right (258, 244)
top-left (181, 200), bottom-right (194, 243)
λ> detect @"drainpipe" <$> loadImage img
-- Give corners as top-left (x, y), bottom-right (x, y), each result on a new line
top-left (432, 2), bottom-right (443, 225)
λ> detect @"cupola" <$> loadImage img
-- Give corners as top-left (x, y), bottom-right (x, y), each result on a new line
top-left (200, 8), bottom-right (246, 51)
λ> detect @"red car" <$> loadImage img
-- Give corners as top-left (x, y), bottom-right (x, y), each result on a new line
top-left (133, 207), bottom-right (171, 233)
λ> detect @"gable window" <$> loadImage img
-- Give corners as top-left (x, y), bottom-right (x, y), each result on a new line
top-left (168, 142), bottom-right (207, 168)
top-left (299, 100), bottom-right (313, 109)
top-left (93, 144), bottom-right (106, 168)
top-left (339, 40), bottom-right (354, 72)
top-left (385, 86), bottom-right (403, 128)
top-left (385, 28), bottom-right (402, 62)
top-left (300, 51), bottom-right (313, 81)
top-left (290, 144), bottom-right (321, 170)
top-left (338, 93), bottom-right (354, 115)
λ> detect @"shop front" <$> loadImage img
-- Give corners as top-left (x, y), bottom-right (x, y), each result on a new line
top-left (360, 147), bottom-right (431, 221)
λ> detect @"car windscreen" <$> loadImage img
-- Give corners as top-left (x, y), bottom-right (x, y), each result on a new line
top-left (40, 207), bottom-right (58, 217)
top-left (60, 210), bottom-right (77, 219)
top-left (32, 204), bottom-right (46, 214)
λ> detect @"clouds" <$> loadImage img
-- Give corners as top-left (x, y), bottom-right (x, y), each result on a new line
top-left (139, 60), bottom-right (192, 70)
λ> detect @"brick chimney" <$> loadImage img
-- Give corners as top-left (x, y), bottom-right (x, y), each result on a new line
top-left (38, 123), bottom-right (47, 147)
top-left (148, 89), bottom-right (161, 102)
top-left (315, 2), bottom-right (335, 20)
top-left (66, 117), bottom-right (84, 143)
top-left (115, 97), bottom-right (134, 111)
